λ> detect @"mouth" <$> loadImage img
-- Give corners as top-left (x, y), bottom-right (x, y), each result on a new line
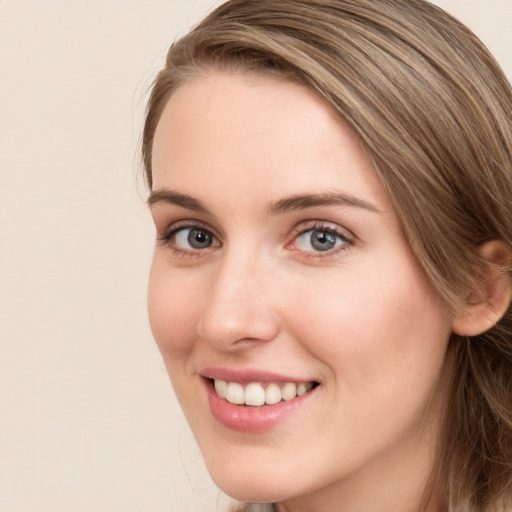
top-left (200, 369), bottom-right (320, 431)
top-left (211, 378), bottom-right (318, 407)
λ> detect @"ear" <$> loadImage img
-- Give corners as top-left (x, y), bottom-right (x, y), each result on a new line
top-left (452, 240), bottom-right (512, 337)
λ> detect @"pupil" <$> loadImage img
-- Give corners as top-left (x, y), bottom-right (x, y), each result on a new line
top-left (311, 230), bottom-right (336, 251)
top-left (188, 229), bottom-right (211, 249)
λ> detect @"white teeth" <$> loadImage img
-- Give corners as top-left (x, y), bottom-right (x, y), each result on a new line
top-left (281, 382), bottom-right (297, 401)
top-left (245, 383), bottom-right (266, 406)
top-left (214, 379), bottom-right (228, 398)
top-left (213, 379), bottom-right (314, 406)
top-left (225, 382), bottom-right (244, 405)
top-left (297, 382), bottom-right (308, 396)
top-left (265, 383), bottom-right (282, 405)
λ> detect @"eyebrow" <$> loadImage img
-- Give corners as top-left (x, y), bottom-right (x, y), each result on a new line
top-left (147, 189), bottom-right (211, 214)
top-left (148, 188), bottom-right (379, 216)
top-left (266, 192), bottom-right (380, 215)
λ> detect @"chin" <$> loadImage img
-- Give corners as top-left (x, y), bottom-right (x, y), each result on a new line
top-left (204, 456), bottom-right (298, 504)
top-left (214, 478), bottom-right (288, 504)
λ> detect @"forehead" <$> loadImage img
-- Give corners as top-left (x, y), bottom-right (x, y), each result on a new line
top-left (151, 71), bottom-right (391, 213)
top-left (152, 70), bottom-right (343, 164)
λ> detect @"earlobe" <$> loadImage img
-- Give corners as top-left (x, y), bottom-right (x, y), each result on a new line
top-left (452, 240), bottom-right (512, 337)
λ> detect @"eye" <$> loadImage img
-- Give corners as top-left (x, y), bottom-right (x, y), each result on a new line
top-left (295, 229), bottom-right (344, 252)
top-left (158, 222), bottom-right (221, 254)
top-left (175, 227), bottom-right (218, 250)
top-left (291, 224), bottom-right (352, 255)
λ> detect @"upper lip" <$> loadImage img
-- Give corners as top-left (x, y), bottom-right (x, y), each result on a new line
top-left (200, 367), bottom-right (318, 385)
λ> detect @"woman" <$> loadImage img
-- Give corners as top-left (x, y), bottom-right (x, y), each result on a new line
top-left (142, 1), bottom-right (512, 511)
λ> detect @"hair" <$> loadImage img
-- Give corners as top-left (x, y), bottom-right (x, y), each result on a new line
top-left (142, 1), bottom-right (512, 510)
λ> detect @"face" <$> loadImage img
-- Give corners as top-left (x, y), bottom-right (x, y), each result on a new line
top-left (148, 71), bottom-right (454, 511)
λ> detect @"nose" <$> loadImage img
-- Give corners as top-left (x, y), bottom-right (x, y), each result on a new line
top-left (196, 253), bottom-right (280, 351)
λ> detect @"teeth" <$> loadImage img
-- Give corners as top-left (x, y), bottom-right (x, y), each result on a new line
top-left (297, 382), bottom-right (308, 396)
top-left (213, 379), bottom-right (314, 406)
top-left (281, 382), bottom-right (297, 401)
top-left (214, 379), bottom-right (228, 398)
top-left (245, 383), bottom-right (266, 406)
top-left (225, 382), bottom-right (244, 405)
top-left (265, 383), bottom-right (282, 405)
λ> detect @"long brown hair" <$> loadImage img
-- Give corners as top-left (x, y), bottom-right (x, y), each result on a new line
top-left (142, 1), bottom-right (512, 510)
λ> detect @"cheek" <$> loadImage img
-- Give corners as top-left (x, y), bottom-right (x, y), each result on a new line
top-left (147, 257), bottom-right (202, 355)
top-left (283, 259), bottom-right (452, 388)
top-left (280, 263), bottom-right (453, 459)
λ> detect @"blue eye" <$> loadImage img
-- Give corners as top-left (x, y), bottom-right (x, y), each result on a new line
top-left (295, 229), bottom-right (347, 252)
top-left (173, 227), bottom-right (219, 250)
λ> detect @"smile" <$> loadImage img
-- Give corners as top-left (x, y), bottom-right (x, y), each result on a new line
top-left (201, 369), bottom-right (320, 431)
top-left (213, 379), bottom-right (315, 406)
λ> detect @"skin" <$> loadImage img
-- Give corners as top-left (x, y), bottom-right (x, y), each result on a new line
top-left (148, 71), bottom-right (457, 512)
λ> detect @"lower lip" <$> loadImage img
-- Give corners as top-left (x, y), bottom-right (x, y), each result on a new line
top-left (205, 380), bottom-right (315, 432)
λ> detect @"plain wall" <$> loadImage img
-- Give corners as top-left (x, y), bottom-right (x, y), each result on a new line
top-left (0, 2), bottom-right (510, 511)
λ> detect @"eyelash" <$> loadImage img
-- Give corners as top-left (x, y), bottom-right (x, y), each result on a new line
top-left (287, 221), bottom-right (354, 259)
top-left (157, 220), bottom-right (219, 258)
top-left (157, 220), bottom-right (354, 259)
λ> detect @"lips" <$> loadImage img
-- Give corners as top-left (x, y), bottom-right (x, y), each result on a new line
top-left (201, 368), bottom-right (319, 432)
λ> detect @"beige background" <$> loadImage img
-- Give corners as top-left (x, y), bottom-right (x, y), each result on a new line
top-left (0, 1), bottom-right (510, 511)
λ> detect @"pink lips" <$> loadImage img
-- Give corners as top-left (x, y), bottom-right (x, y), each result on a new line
top-left (201, 368), bottom-right (317, 432)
